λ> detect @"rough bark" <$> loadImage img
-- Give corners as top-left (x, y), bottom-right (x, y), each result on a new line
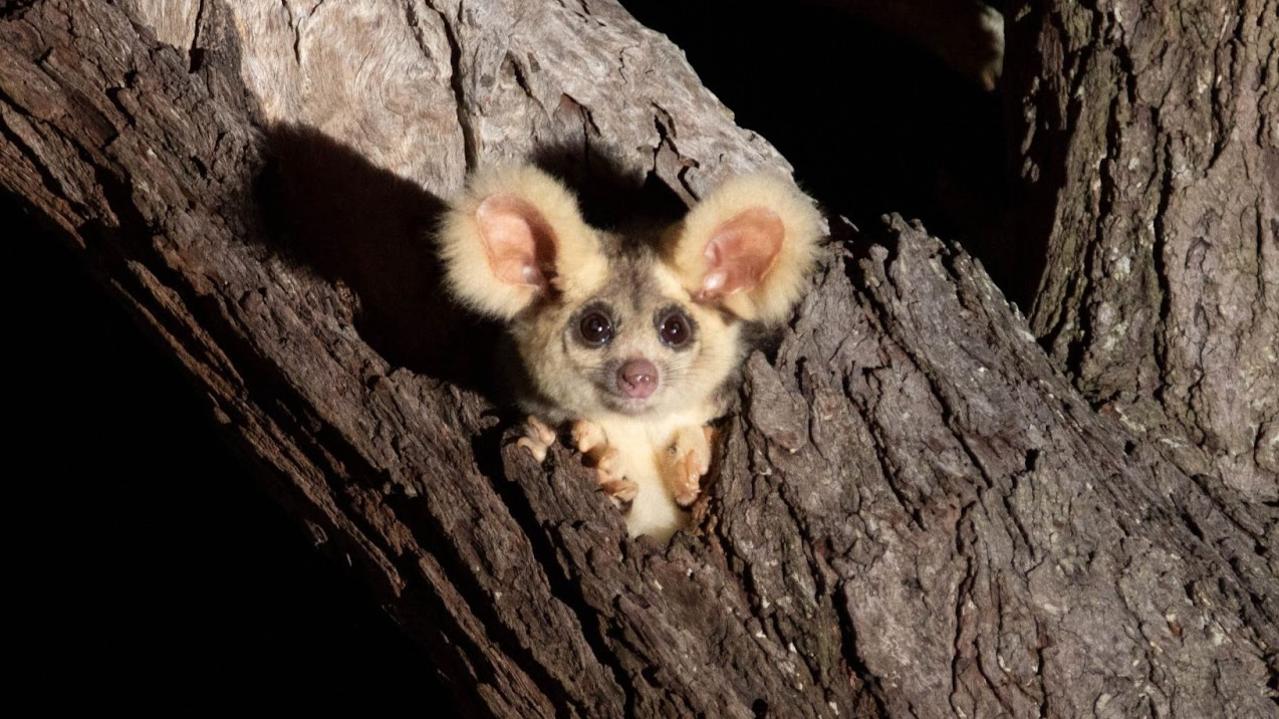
top-left (2, 1), bottom-right (1275, 717)
top-left (1006, 0), bottom-right (1278, 498)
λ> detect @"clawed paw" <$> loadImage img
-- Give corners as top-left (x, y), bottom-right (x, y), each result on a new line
top-left (571, 420), bottom-right (637, 504)
top-left (664, 425), bottom-right (714, 507)
top-left (516, 415), bottom-right (557, 463)
top-left (571, 419), bottom-right (606, 454)
top-left (598, 474), bottom-right (639, 504)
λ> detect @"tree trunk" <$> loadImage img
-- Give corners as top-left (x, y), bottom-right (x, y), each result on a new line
top-left (2, 1), bottom-right (1274, 717)
top-left (1005, 0), bottom-right (1278, 497)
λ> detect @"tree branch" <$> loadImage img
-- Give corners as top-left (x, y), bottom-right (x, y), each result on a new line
top-left (2, 1), bottom-right (1274, 716)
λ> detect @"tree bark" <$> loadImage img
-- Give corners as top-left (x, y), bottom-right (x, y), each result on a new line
top-left (1005, 0), bottom-right (1278, 498)
top-left (2, 1), bottom-right (1274, 717)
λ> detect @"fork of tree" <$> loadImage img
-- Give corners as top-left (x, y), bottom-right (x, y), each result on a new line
top-left (1, 1), bottom-right (1273, 716)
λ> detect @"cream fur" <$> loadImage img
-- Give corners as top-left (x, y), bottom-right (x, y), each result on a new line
top-left (440, 166), bottom-right (820, 542)
top-left (438, 165), bottom-right (609, 319)
top-left (592, 407), bottom-right (711, 541)
top-left (666, 173), bottom-right (822, 324)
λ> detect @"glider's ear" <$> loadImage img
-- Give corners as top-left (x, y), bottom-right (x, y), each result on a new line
top-left (438, 165), bottom-right (607, 318)
top-left (665, 174), bottom-right (822, 323)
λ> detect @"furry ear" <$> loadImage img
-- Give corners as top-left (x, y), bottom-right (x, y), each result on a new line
top-left (665, 173), bottom-right (822, 323)
top-left (438, 165), bottom-right (607, 319)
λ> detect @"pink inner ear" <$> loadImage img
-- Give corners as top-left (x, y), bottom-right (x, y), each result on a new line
top-left (699, 207), bottom-right (785, 301)
top-left (475, 195), bottom-right (556, 289)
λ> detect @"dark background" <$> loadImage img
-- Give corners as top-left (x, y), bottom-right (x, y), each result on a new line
top-left (8, 192), bottom-right (432, 709)
top-left (10, 0), bottom-right (1005, 708)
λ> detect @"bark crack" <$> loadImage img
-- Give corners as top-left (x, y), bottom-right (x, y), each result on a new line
top-left (417, 0), bottom-right (477, 172)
